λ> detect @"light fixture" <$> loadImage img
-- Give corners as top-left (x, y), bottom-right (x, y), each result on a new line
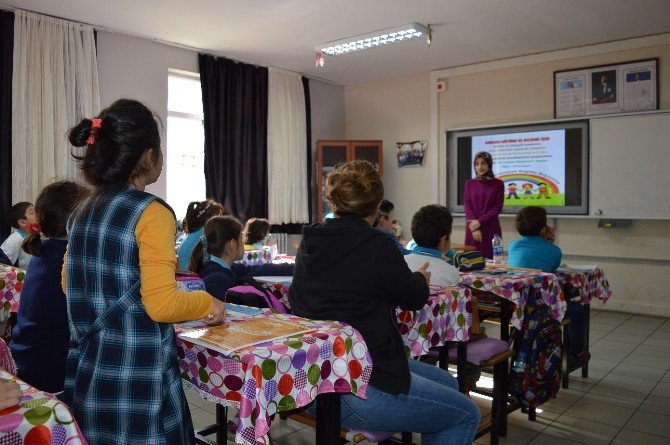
top-left (314, 22), bottom-right (431, 59)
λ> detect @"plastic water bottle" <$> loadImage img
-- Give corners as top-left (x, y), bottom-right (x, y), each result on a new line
top-left (513, 351), bottom-right (526, 373)
top-left (492, 234), bottom-right (504, 265)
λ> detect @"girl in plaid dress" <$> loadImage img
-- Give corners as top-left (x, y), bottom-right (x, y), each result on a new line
top-left (63, 99), bottom-right (226, 444)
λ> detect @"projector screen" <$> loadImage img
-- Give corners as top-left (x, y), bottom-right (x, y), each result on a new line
top-left (447, 120), bottom-right (589, 215)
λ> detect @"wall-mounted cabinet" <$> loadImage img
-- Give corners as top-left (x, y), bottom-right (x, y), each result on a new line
top-left (316, 140), bottom-right (383, 222)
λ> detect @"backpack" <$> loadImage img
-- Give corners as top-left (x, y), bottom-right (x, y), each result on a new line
top-left (509, 290), bottom-right (562, 408)
top-left (453, 250), bottom-right (486, 271)
top-left (225, 277), bottom-right (289, 314)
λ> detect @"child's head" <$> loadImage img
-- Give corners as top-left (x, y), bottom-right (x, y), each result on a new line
top-left (325, 160), bottom-right (383, 221)
top-left (184, 200), bottom-right (225, 233)
top-left (68, 99), bottom-right (163, 190)
top-left (243, 218), bottom-right (271, 245)
top-left (373, 199), bottom-right (395, 233)
top-left (189, 215), bottom-right (243, 272)
top-left (522, 183), bottom-right (533, 191)
top-left (22, 181), bottom-right (89, 256)
top-left (516, 206), bottom-right (547, 236)
top-left (7, 202), bottom-right (35, 230)
top-left (411, 205), bottom-right (453, 254)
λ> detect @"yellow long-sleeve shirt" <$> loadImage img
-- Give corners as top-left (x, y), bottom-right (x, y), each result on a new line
top-left (62, 201), bottom-right (213, 322)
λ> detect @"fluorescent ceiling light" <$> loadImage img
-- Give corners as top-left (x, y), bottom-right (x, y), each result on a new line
top-left (315, 22), bottom-right (430, 56)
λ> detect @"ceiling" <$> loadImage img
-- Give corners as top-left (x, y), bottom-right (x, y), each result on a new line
top-left (3, 0), bottom-right (670, 85)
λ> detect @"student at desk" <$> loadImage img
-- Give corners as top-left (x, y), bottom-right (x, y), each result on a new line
top-left (404, 204), bottom-right (460, 286)
top-left (507, 206), bottom-right (588, 367)
top-left (289, 160), bottom-right (479, 445)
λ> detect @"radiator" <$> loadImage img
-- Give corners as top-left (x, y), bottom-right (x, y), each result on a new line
top-left (268, 232), bottom-right (288, 254)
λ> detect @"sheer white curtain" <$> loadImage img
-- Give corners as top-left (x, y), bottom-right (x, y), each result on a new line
top-left (12, 10), bottom-right (99, 203)
top-left (267, 68), bottom-right (308, 224)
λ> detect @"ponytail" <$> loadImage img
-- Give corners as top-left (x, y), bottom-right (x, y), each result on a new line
top-left (188, 215), bottom-right (242, 273)
top-left (22, 232), bottom-right (43, 256)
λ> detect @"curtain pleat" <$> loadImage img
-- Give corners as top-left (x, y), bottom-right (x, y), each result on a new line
top-left (199, 53), bottom-right (268, 222)
top-left (11, 10), bottom-right (100, 204)
top-left (267, 68), bottom-right (308, 224)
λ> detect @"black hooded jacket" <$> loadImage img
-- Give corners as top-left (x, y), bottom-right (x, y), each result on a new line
top-left (288, 217), bottom-right (429, 394)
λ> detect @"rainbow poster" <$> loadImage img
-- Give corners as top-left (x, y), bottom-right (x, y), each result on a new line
top-left (472, 129), bottom-right (566, 206)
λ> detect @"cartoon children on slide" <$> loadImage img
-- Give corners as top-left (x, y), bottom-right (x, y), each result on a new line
top-left (507, 183), bottom-right (519, 199)
top-left (522, 183), bottom-right (534, 199)
top-left (537, 182), bottom-right (550, 199)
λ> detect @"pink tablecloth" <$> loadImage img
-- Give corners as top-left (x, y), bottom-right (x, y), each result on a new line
top-left (396, 285), bottom-right (473, 357)
top-left (175, 309), bottom-right (372, 445)
top-left (458, 270), bottom-right (566, 330)
top-left (555, 267), bottom-right (612, 304)
top-left (0, 369), bottom-right (87, 444)
top-left (0, 265), bottom-right (24, 313)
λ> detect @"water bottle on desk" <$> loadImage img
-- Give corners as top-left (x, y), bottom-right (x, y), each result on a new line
top-left (492, 234), bottom-right (504, 265)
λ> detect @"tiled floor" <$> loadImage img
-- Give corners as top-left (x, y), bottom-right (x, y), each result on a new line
top-left (185, 309), bottom-right (670, 444)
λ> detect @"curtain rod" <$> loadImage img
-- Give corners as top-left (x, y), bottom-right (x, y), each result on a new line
top-left (0, 2), bottom-right (337, 85)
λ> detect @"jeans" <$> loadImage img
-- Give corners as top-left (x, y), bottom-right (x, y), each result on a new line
top-left (322, 359), bottom-right (480, 445)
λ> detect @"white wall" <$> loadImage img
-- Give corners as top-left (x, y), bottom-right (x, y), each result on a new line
top-left (97, 31), bottom-right (199, 199)
top-left (345, 40), bottom-right (670, 316)
top-left (308, 80), bottom-right (345, 221)
top-left (97, 32), bottom-right (346, 218)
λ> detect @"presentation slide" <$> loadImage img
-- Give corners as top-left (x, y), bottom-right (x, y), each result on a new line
top-left (472, 130), bottom-right (566, 206)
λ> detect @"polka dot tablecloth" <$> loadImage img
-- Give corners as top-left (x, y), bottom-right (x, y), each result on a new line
top-left (0, 369), bottom-right (87, 444)
top-left (396, 285), bottom-right (473, 357)
top-left (237, 249), bottom-right (273, 267)
top-left (0, 265), bottom-right (24, 313)
top-left (555, 267), bottom-right (612, 304)
top-left (175, 310), bottom-right (372, 445)
top-left (256, 277), bottom-right (292, 307)
top-left (458, 270), bottom-right (566, 330)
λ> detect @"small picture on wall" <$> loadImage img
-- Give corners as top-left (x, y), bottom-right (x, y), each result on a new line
top-left (591, 69), bottom-right (617, 105)
top-left (397, 140), bottom-right (426, 168)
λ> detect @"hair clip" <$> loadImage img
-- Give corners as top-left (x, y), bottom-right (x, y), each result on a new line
top-left (87, 118), bottom-right (102, 145)
top-left (196, 201), bottom-right (213, 218)
top-left (27, 222), bottom-right (42, 235)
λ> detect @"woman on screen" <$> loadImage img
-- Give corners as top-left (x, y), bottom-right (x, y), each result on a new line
top-left (464, 151), bottom-right (504, 258)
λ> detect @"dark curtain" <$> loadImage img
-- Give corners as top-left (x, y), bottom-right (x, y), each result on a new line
top-left (0, 11), bottom-right (14, 240)
top-left (271, 76), bottom-right (312, 235)
top-left (199, 53), bottom-right (268, 221)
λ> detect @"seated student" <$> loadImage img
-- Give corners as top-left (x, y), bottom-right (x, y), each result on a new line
top-left (289, 161), bottom-right (479, 445)
top-left (507, 206), bottom-right (588, 366)
top-left (177, 199), bottom-right (224, 269)
top-left (10, 181), bottom-right (88, 393)
top-left (243, 217), bottom-right (271, 250)
top-left (372, 199), bottom-right (410, 254)
top-left (189, 215), bottom-right (293, 300)
top-left (404, 205), bottom-right (460, 286)
top-left (1, 202), bottom-right (36, 270)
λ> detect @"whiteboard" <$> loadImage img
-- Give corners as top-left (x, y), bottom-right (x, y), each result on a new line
top-left (590, 111), bottom-right (670, 219)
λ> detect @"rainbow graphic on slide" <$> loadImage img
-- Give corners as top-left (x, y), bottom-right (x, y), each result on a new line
top-left (498, 173), bottom-right (564, 206)
top-left (497, 173), bottom-right (559, 193)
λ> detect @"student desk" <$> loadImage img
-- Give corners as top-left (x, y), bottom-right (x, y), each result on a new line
top-left (555, 267), bottom-right (612, 385)
top-left (0, 265), bottom-right (24, 313)
top-left (237, 249), bottom-right (273, 266)
top-left (0, 369), bottom-right (87, 444)
top-left (175, 309), bottom-right (372, 445)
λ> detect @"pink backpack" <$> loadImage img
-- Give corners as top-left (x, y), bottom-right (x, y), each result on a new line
top-left (226, 278), bottom-right (288, 314)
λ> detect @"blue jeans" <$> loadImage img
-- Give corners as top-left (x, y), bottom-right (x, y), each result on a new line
top-left (334, 359), bottom-right (480, 445)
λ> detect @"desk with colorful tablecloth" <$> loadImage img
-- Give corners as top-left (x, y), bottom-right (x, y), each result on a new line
top-left (237, 249), bottom-right (273, 267)
top-left (0, 265), bottom-right (23, 314)
top-left (555, 266), bottom-right (612, 383)
top-left (0, 369), bottom-right (87, 444)
top-left (175, 309), bottom-right (372, 445)
top-left (458, 269), bottom-right (567, 333)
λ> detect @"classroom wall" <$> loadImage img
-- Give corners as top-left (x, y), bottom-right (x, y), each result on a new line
top-left (345, 41), bottom-right (670, 316)
top-left (97, 31), bottom-right (198, 199)
top-left (97, 31), bottom-right (346, 214)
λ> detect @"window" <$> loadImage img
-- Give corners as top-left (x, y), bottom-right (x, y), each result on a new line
top-left (166, 71), bottom-right (206, 221)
